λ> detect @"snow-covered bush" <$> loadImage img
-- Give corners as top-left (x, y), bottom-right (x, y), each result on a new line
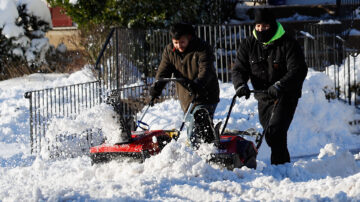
top-left (0, 0), bottom-right (52, 76)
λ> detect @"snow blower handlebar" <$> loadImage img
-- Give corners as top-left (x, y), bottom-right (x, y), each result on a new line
top-left (155, 77), bottom-right (198, 132)
top-left (179, 102), bottom-right (194, 131)
top-left (220, 89), bottom-right (280, 150)
top-left (138, 77), bottom-right (193, 131)
top-left (220, 90), bottom-right (267, 136)
top-left (155, 78), bottom-right (186, 83)
top-left (155, 77), bottom-right (195, 95)
top-left (151, 77), bottom-right (197, 131)
top-left (255, 98), bottom-right (279, 150)
top-left (135, 104), bottom-right (151, 131)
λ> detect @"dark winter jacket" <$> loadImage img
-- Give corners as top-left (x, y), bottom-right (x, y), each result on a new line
top-left (154, 37), bottom-right (220, 112)
top-left (232, 22), bottom-right (308, 100)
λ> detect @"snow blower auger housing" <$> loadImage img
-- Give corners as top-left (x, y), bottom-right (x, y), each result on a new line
top-left (209, 130), bottom-right (259, 170)
top-left (90, 130), bottom-right (180, 164)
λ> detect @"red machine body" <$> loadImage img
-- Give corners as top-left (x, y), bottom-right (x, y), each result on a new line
top-left (90, 130), bottom-right (179, 164)
top-left (90, 130), bottom-right (258, 169)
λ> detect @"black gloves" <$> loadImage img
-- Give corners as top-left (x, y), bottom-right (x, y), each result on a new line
top-left (235, 84), bottom-right (250, 99)
top-left (149, 81), bottom-right (163, 106)
top-left (188, 79), bottom-right (202, 95)
top-left (267, 81), bottom-right (283, 99)
top-left (149, 94), bottom-right (157, 107)
top-left (149, 86), bottom-right (161, 98)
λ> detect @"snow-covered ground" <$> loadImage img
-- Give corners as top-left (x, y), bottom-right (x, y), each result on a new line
top-left (1, 64), bottom-right (360, 201)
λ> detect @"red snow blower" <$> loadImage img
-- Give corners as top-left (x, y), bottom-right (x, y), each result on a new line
top-left (90, 78), bottom-right (267, 170)
top-left (90, 78), bottom-right (189, 164)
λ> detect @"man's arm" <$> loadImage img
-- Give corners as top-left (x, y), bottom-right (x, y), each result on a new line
top-left (195, 43), bottom-right (216, 88)
top-left (278, 40), bottom-right (308, 92)
top-left (151, 46), bottom-right (174, 97)
top-left (232, 41), bottom-right (251, 89)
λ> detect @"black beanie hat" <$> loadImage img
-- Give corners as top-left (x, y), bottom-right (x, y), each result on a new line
top-left (254, 8), bottom-right (276, 26)
top-left (253, 8), bottom-right (278, 43)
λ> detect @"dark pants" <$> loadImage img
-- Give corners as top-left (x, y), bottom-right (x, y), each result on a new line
top-left (258, 96), bottom-right (299, 165)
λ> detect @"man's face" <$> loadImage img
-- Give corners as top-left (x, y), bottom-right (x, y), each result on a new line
top-left (172, 35), bottom-right (191, 53)
top-left (255, 23), bottom-right (270, 32)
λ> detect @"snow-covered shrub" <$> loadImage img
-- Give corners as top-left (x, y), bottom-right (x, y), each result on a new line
top-left (0, 0), bottom-right (52, 77)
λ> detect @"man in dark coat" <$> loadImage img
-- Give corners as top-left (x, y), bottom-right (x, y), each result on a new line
top-left (150, 23), bottom-right (220, 148)
top-left (232, 9), bottom-right (308, 165)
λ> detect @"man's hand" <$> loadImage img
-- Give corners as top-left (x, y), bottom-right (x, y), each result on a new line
top-left (149, 86), bottom-right (161, 107)
top-left (235, 84), bottom-right (250, 99)
top-left (187, 80), bottom-right (200, 94)
top-left (179, 78), bottom-right (201, 95)
top-left (268, 82), bottom-right (283, 99)
top-left (149, 96), bottom-right (156, 107)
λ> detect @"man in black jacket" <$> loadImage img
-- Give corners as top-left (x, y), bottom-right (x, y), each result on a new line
top-left (232, 9), bottom-right (308, 165)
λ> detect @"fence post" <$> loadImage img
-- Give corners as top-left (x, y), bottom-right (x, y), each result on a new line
top-left (24, 92), bottom-right (33, 154)
top-left (95, 28), bottom-right (116, 102)
top-left (353, 54), bottom-right (357, 105)
top-left (347, 53), bottom-right (351, 105)
top-left (116, 28), bottom-right (119, 90)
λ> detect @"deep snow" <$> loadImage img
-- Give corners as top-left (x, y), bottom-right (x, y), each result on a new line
top-left (1, 63), bottom-right (360, 200)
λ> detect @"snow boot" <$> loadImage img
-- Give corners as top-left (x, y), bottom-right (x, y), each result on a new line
top-left (192, 108), bottom-right (217, 148)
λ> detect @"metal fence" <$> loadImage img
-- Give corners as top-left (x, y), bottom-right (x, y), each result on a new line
top-left (94, 24), bottom-right (254, 93)
top-left (24, 80), bottom-right (177, 154)
top-left (337, 0), bottom-right (360, 20)
top-left (300, 23), bottom-right (360, 107)
top-left (24, 81), bottom-right (102, 154)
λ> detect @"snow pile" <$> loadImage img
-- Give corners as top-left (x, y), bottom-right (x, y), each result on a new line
top-left (349, 28), bottom-right (360, 36)
top-left (278, 13), bottom-right (331, 22)
top-left (292, 143), bottom-right (360, 179)
top-left (288, 69), bottom-right (359, 156)
top-left (1, 141), bottom-right (358, 201)
top-left (318, 19), bottom-right (342, 24)
top-left (143, 141), bottom-right (220, 179)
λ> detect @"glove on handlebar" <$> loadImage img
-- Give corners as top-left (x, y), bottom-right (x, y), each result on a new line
top-left (267, 81), bottom-right (283, 99)
top-left (235, 84), bottom-right (251, 99)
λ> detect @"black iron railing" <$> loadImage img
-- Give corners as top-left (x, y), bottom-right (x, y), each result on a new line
top-left (24, 81), bottom-right (101, 154)
top-left (24, 80), bottom-right (176, 154)
top-left (300, 23), bottom-right (360, 106)
top-left (94, 24), bottom-right (253, 93)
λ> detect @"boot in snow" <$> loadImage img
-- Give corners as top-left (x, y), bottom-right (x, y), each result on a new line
top-left (192, 108), bottom-right (217, 148)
